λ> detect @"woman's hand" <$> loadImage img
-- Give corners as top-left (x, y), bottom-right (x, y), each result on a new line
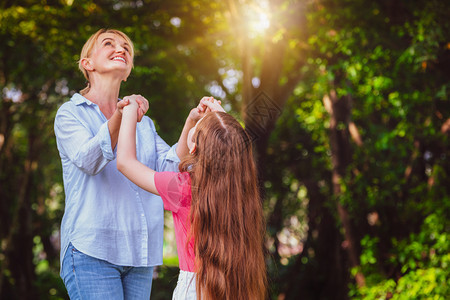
top-left (117, 98), bottom-right (130, 114)
top-left (200, 97), bottom-right (225, 113)
top-left (187, 96), bottom-right (223, 123)
top-left (118, 94), bottom-right (149, 122)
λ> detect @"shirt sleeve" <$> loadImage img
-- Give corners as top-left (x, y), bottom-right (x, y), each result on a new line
top-left (154, 172), bottom-right (191, 213)
top-left (54, 105), bottom-right (114, 175)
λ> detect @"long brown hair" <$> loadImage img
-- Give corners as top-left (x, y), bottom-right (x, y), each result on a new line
top-left (180, 112), bottom-right (267, 299)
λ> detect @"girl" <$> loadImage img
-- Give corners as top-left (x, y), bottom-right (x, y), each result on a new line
top-left (117, 98), bottom-right (267, 299)
top-left (54, 28), bottom-right (203, 299)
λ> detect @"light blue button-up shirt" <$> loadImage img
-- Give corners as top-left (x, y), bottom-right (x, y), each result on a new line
top-left (54, 93), bottom-right (179, 271)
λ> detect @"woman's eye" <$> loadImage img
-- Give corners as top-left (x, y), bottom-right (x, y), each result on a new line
top-left (104, 41), bottom-right (112, 46)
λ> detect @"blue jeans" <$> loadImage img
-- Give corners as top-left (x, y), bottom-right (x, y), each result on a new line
top-left (61, 243), bottom-right (154, 299)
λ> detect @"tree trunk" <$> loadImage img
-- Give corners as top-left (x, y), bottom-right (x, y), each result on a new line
top-left (284, 180), bottom-right (348, 300)
top-left (0, 109), bottom-right (40, 298)
top-left (324, 89), bottom-right (365, 287)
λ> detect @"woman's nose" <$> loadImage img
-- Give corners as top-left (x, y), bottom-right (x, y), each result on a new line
top-left (115, 45), bottom-right (126, 53)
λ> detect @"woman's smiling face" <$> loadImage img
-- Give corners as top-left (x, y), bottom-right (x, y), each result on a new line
top-left (89, 32), bottom-right (133, 80)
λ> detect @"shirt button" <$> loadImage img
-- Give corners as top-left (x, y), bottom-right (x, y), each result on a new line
top-left (141, 214), bottom-right (145, 217)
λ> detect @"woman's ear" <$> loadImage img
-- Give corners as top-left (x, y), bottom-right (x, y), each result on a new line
top-left (189, 143), bottom-right (197, 155)
top-left (81, 58), bottom-right (94, 72)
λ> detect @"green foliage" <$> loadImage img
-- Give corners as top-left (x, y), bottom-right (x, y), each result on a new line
top-left (262, 0), bottom-right (450, 299)
top-left (353, 212), bottom-right (449, 299)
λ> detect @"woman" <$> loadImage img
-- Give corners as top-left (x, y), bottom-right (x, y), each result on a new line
top-left (54, 28), bottom-right (203, 299)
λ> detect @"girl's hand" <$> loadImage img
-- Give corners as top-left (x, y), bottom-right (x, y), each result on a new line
top-left (188, 106), bottom-right (204, 123)
top-left (117, 98), bottom-right (130, 114)
top-left (188, 96), bottom-right (223, 123)
top-left (121, 94), bottom-right (149, 122)
top-left (200, 97), bottom-right (225, 113)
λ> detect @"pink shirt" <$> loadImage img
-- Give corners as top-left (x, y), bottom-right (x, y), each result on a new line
top-left (154, 172), bottom-right (195, 272)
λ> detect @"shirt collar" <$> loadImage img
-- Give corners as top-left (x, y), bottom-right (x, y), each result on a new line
top-left (71, 93), bottom-right (121, 105)
top-left (71, 93), bottom-right (94, 106)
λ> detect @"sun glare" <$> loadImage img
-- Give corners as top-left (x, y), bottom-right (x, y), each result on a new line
top-left (251, 12), bottom-right (270, 33)
top-left (245, 1), bottom-right (271, 37)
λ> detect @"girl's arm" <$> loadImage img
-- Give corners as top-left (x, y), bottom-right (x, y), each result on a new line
top-left (110, 96), bottom-right (148, 152)
top-left (175, 109), bottom-right (199, 159)
top-left (117, 100), bottom-right (159, 195)
top-left (175, 96), bottom-right (218, 159)
top-left (107, 100), bottom-right (128, 152)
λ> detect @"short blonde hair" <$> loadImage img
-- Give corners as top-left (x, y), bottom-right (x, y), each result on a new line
top-left (78, 29), bottom-right (135, 95)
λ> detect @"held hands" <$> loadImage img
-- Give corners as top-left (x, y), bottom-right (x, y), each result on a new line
top-left (117, 94), bottom-right (149, 122)
top-left (188, 96), bottom-right (225, 123)
top-left (200, 97), bottom-right (225, 113)
top-left (118, 95), bottom-right (224, 124)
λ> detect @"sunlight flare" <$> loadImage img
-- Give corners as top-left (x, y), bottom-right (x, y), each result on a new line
top-left (245, 1), bottom-right (271, 37)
